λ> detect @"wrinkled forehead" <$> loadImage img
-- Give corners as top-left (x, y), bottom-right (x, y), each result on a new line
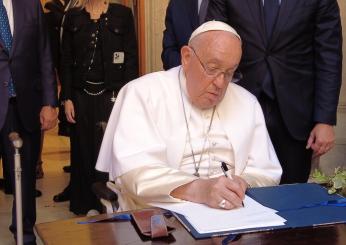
top-left (191, 31), bottom-right (242, 59)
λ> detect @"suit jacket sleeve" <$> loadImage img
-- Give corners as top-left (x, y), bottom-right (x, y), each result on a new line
top-left (161, 1), bottom-right (182, 70)
top-left (313, 0), bottom-right (342, 125)
top-left (37, 0), bottom-right (58, 106)
top-left (206, 0), bottom-right (229, 22)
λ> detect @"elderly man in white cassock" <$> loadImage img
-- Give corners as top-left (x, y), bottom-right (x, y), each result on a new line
top-left (96, 21), bottom-right (282, 211)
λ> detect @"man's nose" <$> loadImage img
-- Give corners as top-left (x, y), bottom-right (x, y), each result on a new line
top-left (213, 73), bottom-right (228, 88)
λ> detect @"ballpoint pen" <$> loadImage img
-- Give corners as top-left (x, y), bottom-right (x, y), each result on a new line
top-left (221, 162), bottom-right (244, 207)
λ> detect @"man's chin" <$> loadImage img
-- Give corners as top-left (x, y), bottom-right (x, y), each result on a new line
top-left (191, 96), bottom-right (221, 109)
top-left (195, 101), bottom-right (218, 110)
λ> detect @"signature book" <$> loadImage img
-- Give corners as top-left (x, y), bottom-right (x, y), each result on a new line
top-left (171, 183), bottom-right (346, 239)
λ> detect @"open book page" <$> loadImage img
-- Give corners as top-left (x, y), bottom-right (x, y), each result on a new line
top-left (150, 195), bottom-right (286, 234)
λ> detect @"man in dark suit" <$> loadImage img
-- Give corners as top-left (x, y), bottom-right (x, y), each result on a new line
top-left (162, 0), bottom-right (209, 70)
top-left (208, 0), bottom-right (342, 184)
top-left (0, 0), bottom-right (58, 244)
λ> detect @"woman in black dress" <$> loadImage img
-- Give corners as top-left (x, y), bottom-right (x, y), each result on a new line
top-left (60, 0), bottom-right (138, 215)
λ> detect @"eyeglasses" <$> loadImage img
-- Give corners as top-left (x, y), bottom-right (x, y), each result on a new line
top-left (189, 46), bottom-right (239, 82)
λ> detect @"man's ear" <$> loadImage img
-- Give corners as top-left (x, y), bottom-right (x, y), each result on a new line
top-left (181, 46), bottom-right (191, 67)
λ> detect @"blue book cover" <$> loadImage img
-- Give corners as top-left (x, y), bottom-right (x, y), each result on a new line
top-left (173, 183), bottom-right (346, 239)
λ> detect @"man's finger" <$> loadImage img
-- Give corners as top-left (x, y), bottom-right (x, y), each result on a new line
top-left (221, 190), bottom-right (243, 208)
top-left (306, 134), bottom-right (314, 149)
top-left (224, 178), bottom-right (245, 201)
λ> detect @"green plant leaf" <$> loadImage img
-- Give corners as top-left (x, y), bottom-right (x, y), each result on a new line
top-left (328, 187), bottom-right (336, 194)
top-left (332, 175), bottom-right (344, 189)
top-left (311, 169), bottom-right (330, 184)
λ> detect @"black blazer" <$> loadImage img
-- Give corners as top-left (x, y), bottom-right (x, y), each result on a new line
top-left (0, 0), bottom-right (57, 131)
top-left (61, 3), bottom-right (138, 100)
top-left (161, 0), bottom-right (200, 70)
top-left (208, 0), bottom-right (343, 140)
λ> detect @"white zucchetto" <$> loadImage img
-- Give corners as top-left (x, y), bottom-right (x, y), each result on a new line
top-left (189, 20), bottom-right (241, 43)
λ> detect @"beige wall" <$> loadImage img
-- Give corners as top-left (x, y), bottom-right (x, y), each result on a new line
top-left (144, 0), bottom-right (169, 72)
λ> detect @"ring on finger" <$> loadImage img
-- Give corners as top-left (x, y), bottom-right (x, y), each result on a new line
top-left (218, 199), bottom-right (226, 209)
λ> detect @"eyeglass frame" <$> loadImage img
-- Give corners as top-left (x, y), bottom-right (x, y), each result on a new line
top-left (189, 46), bottom-right (243, 82)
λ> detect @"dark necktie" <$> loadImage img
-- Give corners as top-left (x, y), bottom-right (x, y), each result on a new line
top-left (263, 0), bottom-right (280, 40)
top-left (199, 0), bottom-right (209, 25)
top-left (0, 0), bottom-right (15, 97)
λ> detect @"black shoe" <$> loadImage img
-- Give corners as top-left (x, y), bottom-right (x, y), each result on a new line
top-left (35, 189), bottom-right (42, 198)
top-left (63, 165), bottom-right (71, 173)
top-left (53, 191), bottom-right (69, 202)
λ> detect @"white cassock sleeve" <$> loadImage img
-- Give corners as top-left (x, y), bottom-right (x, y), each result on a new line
top-left (240, 101), bottom-right (282, 187)
top-left (119, 165), bottom-right (198, 205)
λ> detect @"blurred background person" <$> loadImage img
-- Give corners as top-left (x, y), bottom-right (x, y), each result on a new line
top-left (60, 0), bottom-right (138, 215)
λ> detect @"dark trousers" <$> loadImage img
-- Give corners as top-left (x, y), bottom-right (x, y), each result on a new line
top-left (258, 94), bottom-right (312, 184)
top-left (0, 99), bottom-right (40, 244)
